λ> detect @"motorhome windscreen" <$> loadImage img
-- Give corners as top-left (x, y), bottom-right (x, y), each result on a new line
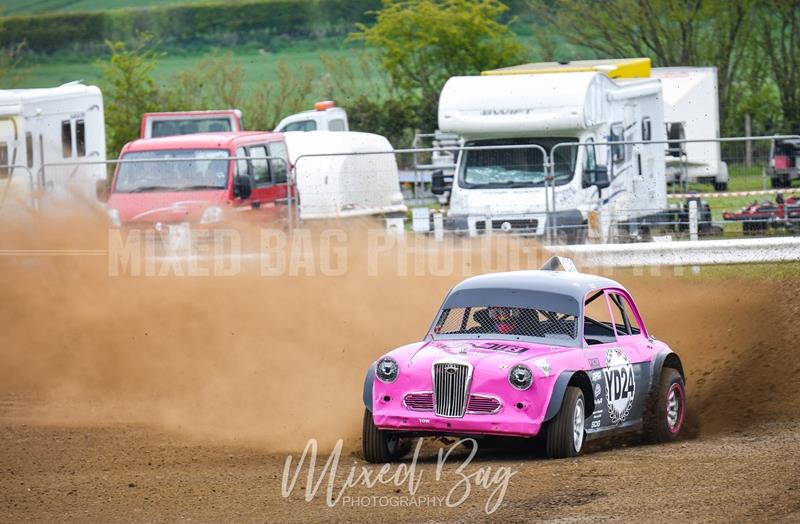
top-left (460, 138), bottom-right (578, 188)
top-left (152, 119), bottom-right (232, 138)
top-left (114, 149), bottom-right (230, 193)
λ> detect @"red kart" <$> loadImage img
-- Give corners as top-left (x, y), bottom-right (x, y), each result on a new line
top-left (722, 195), bottom-right (800, 234)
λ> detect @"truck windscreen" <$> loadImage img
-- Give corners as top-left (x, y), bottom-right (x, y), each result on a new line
top-left (114, 149), bottom-right (229, 193)
top-left (152, 119), bottom-right (232, 138)
top-left (460, 138), bottom-right (578, 188)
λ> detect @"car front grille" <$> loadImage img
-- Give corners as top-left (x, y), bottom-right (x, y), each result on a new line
top-left (467, 394), bottom-right (501, 414)
top-left (404, 392), bottom-right (434, 411)
top-left (433, 361), bottom-right (472, 418)
top-left (404, 391), bottom-right (501, 415)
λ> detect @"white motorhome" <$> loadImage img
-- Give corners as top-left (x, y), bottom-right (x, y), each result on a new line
top-left (652, 67), bottom-right (727, 190)
top-left (437, 58), bottom-right (667, 240)
top-left (275, 101), bottom-right (349, 133)
top-left (0, 82), bottom-right (106, 207)
top-left (283, 131), bottom-right (406, 220)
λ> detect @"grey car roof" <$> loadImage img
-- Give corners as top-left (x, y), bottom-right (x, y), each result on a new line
top-left (448, 270), bottom-right (627, 303)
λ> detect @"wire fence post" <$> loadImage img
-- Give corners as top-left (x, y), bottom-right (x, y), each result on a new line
top-left (433, 212), bottom-right (444, 241)
top-left (287, 162), bottom-right (295, 234)
top-left (0, 165), bottom-right (36, 213)
top-left (548, 153), bottom-right (556, 244)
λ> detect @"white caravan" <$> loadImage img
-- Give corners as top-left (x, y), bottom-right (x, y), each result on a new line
top-left (283, 131), bottom-right (406, 220)
top-left (437, 59), bottom-right (667, 239)
top-left (0, 82), bottom-right (106, 208)
top-left (275, 101), bottom-right (349, 133)
top-left (652, 68), bottom-right (727, 190)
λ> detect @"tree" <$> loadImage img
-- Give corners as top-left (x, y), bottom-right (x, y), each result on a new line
top-left (320, 51), bottom-right (420, 148)
top-left (531, 0), bottom-right (757, 133)
top-left (98, 37), bottom-right (161, 157)
top-left (0, 43), bottom-right (30, 87)
top-left (162, 51), bottom-right (246, 112)
top-left (759, 0), bottom-right (800, 133)
top-left (243, 59), bottom-right (317, 131)
top-left (350, 0), bottom-right (526, 130)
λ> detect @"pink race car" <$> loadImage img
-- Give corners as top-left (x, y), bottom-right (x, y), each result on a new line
top-left (362, 257), bottom-right (686, 461)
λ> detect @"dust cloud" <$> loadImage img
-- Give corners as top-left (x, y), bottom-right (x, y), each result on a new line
top-left (1, 208), bottom-right (798, 453)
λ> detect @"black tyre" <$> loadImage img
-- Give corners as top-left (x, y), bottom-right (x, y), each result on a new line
top-left (714, 181), bottom-right (728, 191)
top-left (545, 386), bottom-right (586, 458)
top-left (362, 409), bottom-right (406, 463)
top-left (771, 176), bottom-right (790, 189)
top-left (643, 368), bottom-right (686, 443)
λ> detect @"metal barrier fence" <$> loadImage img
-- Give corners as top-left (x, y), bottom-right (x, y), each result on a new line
top-left (0, 164), bottom-right (36, 213)
top-left (290, 135), bottom-right (800, 244)
top-left (0, 155), bottom-right (292, 230)
top-left (556, 236), bottom-right (800, 267)
top-left (4, 134), bottom-right (800, 247)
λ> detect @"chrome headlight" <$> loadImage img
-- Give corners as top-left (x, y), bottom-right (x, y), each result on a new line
top-left (107, 208), bottom-right (121, 227)
top-left (376, 357), bottom-right (399, 383)
top-left (200, 205), bottom-right (224, 224)
top-left (508, 364), bottom-right (533, 391)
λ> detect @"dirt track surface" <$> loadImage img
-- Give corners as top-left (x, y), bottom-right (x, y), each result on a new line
top-left (1, 217), bottom-right (799, 521)
top-left (1, 408), bottom-right (798, 523)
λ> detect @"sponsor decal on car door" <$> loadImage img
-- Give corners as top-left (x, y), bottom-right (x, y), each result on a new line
top-left (583, 290), bottom-right (650, 432)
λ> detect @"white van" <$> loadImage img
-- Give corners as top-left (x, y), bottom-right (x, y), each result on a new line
top-left (0, 82), bottom-right (106, 206)
top-left (284, 131), bottom-right (406, 220)
top-left (437, 59), bottom-right (667, 240)
top-left (275, 101), bottom-right (349, 133)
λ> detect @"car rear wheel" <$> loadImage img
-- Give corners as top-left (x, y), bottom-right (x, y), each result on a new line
top-left (545, 386), bottom-right (585, 458)
top-left (643, 368), bottom-right (686, 443)
top-left (362, 409), bottom-right (406, 463)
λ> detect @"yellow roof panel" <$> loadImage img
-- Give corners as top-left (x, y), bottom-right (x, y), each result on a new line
top-left (483, 58), bottom-right (651, 79)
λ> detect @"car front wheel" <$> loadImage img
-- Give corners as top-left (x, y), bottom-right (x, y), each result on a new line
top-left (362, 409), bottom-right (406, 463)
top-left (545, 386), bottom-right (585, 458)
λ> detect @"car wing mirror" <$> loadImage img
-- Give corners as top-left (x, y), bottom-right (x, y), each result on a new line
top-left (233, 174), bottom-right (252, 199)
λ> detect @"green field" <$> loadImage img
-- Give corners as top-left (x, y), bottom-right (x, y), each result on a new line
top-left (692, 261), bottom-right (800, 280)
top-left (1, 0), bottom-right (221, 15)
top-left (16, 40), bottom-right (381, 99)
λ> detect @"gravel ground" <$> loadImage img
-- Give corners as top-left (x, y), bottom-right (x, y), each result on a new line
top-left (0, 402), bottom-right (797, 522)
top-left (1, 221), bottom-right (798, 522)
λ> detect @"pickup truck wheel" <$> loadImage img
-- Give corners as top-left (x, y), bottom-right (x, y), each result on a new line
top-left (545, 386), bottom-right (585, 458)
top-left (713, 181), bottom-right (728, 191)
top-left (362, 409), bottom-right (405, 463)
top-left (643, 368), bottom-right (686, 443)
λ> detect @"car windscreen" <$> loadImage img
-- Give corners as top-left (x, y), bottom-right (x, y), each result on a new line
top-left (114, 149), bottom-right (230, 193)
top-left (151, 118), bottom-right (232, 138)
top-left (432, 306), bottom-right (578, 346)
top-left (459, 137), bottom-right (578, 189)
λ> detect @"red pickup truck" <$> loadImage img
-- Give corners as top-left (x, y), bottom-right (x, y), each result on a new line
top-left (104, 131), bottom-right (290, 227)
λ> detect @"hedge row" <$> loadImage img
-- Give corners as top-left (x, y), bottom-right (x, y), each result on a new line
top-left (0, 0), bottom-right (385, 53)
